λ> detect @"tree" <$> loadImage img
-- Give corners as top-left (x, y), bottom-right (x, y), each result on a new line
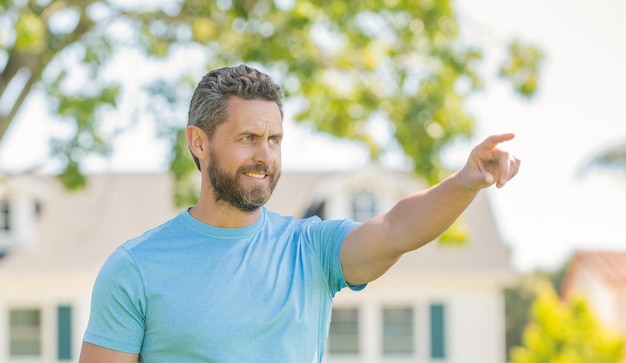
top-left (579, 140), bottom-right (626, 179)
top-left (0, 0), bottom-right (543, 201)
top-left (510, 283), bottom-right (625, 363)
top-left (505, 266), bottom-right (568, 361)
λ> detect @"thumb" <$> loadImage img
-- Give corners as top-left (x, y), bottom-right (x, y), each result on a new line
top-left (482, 172), bottom-right (494, 186)
top-left (460, 168), bottom-right (495, 190)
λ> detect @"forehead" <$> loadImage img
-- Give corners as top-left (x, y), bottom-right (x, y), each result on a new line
top-left (223, 96), bottom-right (282, 132)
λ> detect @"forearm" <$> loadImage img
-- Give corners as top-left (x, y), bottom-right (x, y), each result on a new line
top-left (384, 170), bottom-right (480, 253)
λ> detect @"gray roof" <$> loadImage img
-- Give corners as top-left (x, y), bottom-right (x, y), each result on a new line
top-left (0, 173), bottom-right (179, 275)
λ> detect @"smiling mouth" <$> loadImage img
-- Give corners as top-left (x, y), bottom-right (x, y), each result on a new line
top-left (244, 172), bottom-right (267, 179)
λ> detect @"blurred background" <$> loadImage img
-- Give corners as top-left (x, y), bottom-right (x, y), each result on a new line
top-left (1, 0), bottom-right (625, 362)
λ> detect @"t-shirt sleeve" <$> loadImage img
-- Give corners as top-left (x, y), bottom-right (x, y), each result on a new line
top-left (83, 247), bottom-right (146, 354)
top-left (302, 218), bottom-right (365, 295)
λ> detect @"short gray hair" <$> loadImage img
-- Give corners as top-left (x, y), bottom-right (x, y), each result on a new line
top-left (187, 64), bottom-right (284, 170)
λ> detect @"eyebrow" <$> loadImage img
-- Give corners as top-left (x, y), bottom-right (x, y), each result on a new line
top-left (269, 131), bottom-right (283, 139)
top-left (236, 129), bottom-right (283, 139)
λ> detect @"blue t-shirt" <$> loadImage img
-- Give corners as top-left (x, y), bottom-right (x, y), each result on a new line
top-left (83, 207), bottom-right (362, 362)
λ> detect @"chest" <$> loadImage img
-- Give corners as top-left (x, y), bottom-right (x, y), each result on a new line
top-left (138, 237), bottom-right (330, 348)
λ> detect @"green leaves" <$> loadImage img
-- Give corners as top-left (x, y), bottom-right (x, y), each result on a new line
top-left (169, 127), bottom-right (199, 207)
top-left (48, 80), bottom-right (121, 190)
top-left (578, 141), bottom-right (626, 180)
top-left (510, 284), bottom-right (626, 363)
top-left (2, 0), bottom-right (543, 204)
top-left (14, 11), bottom-right (46, 53)
top-left (499, 39), bottom-right (544, 98)
top-left (587, 142), bottom-right (626, 171)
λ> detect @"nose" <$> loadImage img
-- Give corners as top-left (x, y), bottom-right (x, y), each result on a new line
top-left (253, 141), bottom-right (274, 165)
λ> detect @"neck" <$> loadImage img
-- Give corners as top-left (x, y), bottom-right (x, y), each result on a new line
top-left (190, 191), bottom-right (262, 228)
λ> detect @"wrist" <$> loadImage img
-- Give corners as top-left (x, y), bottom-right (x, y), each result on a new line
top-left (450, 169), bottom-right (483, 195)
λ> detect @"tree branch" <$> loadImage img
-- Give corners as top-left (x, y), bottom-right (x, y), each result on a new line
top-left (0, 68), bottom-right (38, 140)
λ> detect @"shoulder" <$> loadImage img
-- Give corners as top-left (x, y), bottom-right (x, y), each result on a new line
top-left (120, 211), bottom-right (189, 251)
top-left (264, 208), bottom-right (320, 226)
top-left (263, 208), bottom-right (359, 235)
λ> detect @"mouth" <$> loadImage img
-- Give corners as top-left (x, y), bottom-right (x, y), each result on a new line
top-left (244, 171), bottom-right (267, 179)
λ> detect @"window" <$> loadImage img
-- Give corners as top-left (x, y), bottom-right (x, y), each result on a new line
top-left (303, 200), bottom-right (326, 219)
top-left (351, 190), bottom-right (377, 222)
top-left (0, 199), bottom-right (10, 231)
top-left (430, 304), bottom-right (446, 359)
top-left (383, 307), bottom-right (414, 355)
top-left (327, 307), bottom-right (359, 354)
top-left (9, 308), bottom-right (42, 357)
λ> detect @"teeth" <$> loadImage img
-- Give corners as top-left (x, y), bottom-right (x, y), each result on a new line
top-left (245, 172), bottom-right (266, 179)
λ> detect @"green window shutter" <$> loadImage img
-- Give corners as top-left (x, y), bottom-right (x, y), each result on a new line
top-left (430, 303), bottom-right (446, 359)
top-left (57, 305), bottom-right (72, 360)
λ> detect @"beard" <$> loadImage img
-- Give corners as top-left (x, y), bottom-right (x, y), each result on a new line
top-left (207, 148), bottom-right (280, 213)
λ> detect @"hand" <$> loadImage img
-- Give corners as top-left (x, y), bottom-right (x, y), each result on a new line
top-left (460, 133), bottom-right (521, 190)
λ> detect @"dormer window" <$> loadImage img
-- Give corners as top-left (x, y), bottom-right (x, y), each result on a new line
top-left (0, 195), bottom-right (38, 251)
top-left (1, 199), bottom-right (10, 232)
top-left (351, 190), bottom-right (377, 222)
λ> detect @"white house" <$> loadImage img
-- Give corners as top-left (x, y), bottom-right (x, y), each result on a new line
top-left (0, 167), bottom-right (514, 363)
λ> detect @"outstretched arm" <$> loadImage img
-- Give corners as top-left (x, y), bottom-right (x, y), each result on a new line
top-left (79, 342), bottom-right (138, 363)
top-left (340, 133), bottom-right (520, 285)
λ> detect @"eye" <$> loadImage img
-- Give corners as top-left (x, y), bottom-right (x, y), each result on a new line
top-left (241, 135), bottom-right (254, 142)
top-left (269, 136), bottom-right (281, 145)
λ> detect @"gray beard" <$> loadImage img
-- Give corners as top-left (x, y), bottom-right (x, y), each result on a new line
top-left (207, 149), bottom-right (280, 213)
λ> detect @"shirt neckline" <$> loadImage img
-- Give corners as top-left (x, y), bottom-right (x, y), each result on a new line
top-left (178, 206), bottom-right (266, 239)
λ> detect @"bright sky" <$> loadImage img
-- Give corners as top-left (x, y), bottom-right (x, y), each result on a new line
top-left (454, 0), bottom-right (626, 271)
top-left (1, 0), bottom-right (625, 272)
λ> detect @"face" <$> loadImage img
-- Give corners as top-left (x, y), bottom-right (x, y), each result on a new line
top-left (206, 97), bottom-right (283, 212)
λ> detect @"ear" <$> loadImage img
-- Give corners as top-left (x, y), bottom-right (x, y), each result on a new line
top-left (186, 125), bottom-right (209, 163)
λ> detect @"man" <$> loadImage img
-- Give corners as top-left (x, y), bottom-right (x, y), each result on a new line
top-left (79, 64), bottom-right (520, 362)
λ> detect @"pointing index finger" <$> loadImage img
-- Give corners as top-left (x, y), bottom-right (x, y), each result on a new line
top-left (482, 133), bottom-right (516, 149)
